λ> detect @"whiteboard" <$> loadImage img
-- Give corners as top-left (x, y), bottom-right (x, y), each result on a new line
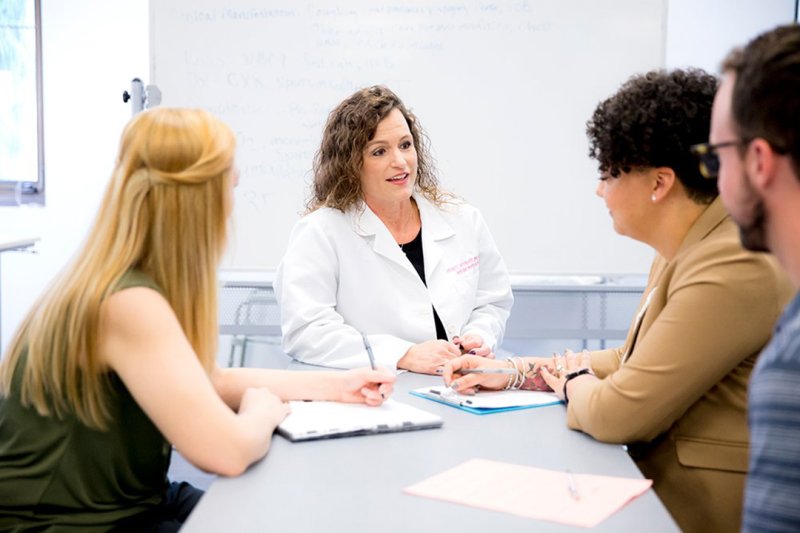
top-left (150, 0), bottom-right (666, 275)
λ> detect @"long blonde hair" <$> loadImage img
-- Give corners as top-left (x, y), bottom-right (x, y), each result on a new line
top-left (0, 108), bottom-right (235, 429)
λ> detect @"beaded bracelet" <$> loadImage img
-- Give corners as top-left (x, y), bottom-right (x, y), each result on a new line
top-left (511, 357), bottom-right (525, 390)
top-left (503, 359), bottom-right (516, 390)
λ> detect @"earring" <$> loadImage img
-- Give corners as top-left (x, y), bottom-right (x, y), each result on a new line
top-left (651, 194), bottom-right (657, 202)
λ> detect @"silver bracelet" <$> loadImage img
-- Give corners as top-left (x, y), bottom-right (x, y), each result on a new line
top-left (511, 357), bottom-right (525, 390)
top-left (503, 359), bottom-right (516, 390)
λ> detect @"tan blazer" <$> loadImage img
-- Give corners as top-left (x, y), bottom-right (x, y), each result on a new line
top-left (567, 198), bottom-right (793, 533)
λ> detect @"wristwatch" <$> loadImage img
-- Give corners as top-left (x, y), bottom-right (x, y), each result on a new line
top-left (562, 368), bottom-right (592, 405)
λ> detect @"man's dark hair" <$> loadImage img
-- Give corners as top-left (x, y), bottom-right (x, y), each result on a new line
top-left (723, 23), bottom-right (800, 181)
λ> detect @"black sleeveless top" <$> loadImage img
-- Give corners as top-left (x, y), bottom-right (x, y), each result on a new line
top-left (399, 229), bottom-right (448, 340)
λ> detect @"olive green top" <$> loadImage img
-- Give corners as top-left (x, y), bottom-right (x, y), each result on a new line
top-left (0, 271), bottom-right (172, 531)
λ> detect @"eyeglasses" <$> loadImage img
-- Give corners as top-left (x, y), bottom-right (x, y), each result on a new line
top-left (690, 141), bottom-right (742, 179)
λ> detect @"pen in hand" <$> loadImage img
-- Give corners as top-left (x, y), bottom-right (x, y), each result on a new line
top-left (449, 367), bottom-right (516, 392)
top-left (361, 332), bottom-right (385, 399)
top-left (566, 469), bottom-right (580, 501)
top-left (458, 368), bottom-right (517, 375)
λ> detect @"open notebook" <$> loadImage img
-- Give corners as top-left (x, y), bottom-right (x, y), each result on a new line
top-left (277, 399), bottom-right (443, 442)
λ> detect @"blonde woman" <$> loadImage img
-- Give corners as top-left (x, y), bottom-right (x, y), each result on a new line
top-left (0, 108), bottom-right (394, 531)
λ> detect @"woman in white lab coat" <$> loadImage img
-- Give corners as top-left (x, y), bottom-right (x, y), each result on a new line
top-left (275, 86), bottom-right (513, 374)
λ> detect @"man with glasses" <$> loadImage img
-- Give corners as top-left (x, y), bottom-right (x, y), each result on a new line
top-left (704, 24), bottom-right (800, 531)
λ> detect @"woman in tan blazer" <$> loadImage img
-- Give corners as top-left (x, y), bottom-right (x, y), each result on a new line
top-left (444, 69), bottom-right (793, 532)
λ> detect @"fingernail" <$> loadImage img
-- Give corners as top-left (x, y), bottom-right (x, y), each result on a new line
top-left (449, 381), bottom-right (459, 390)
top-left (468, 350), bottom-right (476, 355)
top-left (435, 367), bottom-right (443, 374)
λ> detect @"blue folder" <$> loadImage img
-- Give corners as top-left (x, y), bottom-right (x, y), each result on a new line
top-left (409, 387), bottom-right (562, 415)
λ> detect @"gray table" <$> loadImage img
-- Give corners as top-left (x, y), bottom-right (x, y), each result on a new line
top-left (183, 368), bottom-right (677, 532)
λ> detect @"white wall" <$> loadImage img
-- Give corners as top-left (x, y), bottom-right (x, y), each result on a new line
top-left (0, 0), bottom-right (149, 353)
top-left (665, 0), bottom-right (795, 70)
top-left (0, 0), bottom-right (795, 353)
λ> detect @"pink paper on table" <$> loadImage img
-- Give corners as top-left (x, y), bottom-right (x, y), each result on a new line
top-left (403, 458), bottom-right (653, 528)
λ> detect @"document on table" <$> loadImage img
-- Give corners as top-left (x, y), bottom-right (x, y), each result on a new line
top-left (277, 399), bottom-right (443, 442)
top-left (409, 386), bottom-right (561, 415)
top-left (404, 458), bottom-right (653, 528)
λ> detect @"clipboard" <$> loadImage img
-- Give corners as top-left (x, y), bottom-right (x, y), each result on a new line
top-left (277, 399), bottom-right (443, 442)
top-left (409, 386), bottom-right (561, 415)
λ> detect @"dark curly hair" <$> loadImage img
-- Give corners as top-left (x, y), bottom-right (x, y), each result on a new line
top-left (586, 68), bottom-right (719, 204)
top-left (307, 85), bottom-right (449, 213)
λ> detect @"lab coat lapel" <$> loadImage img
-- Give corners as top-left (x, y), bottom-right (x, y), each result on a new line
top-left (349, 202), bottom-right (418, 276)
top-left (416, 194), bottom-right (456, 280)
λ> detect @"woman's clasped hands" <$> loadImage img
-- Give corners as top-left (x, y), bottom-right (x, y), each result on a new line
top-left (397, 334), bottom-right (495, 375)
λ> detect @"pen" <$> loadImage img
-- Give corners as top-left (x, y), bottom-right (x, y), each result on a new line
top-left (361, 332), bottom-right (384, 399)
top-left (458, 368), bottom-right (517, 375)
top-left (566, 469), bottom-right (580, 501)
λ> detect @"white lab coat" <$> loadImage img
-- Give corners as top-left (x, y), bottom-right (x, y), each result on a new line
top-left (274, 194), bottom-right (513, 369)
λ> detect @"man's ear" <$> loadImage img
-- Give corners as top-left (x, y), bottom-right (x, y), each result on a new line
top-left (745, 138), bottom-right (778, 192)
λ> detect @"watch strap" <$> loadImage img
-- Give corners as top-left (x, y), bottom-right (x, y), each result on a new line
top-left (562, 368), bottom-right (592, 405)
